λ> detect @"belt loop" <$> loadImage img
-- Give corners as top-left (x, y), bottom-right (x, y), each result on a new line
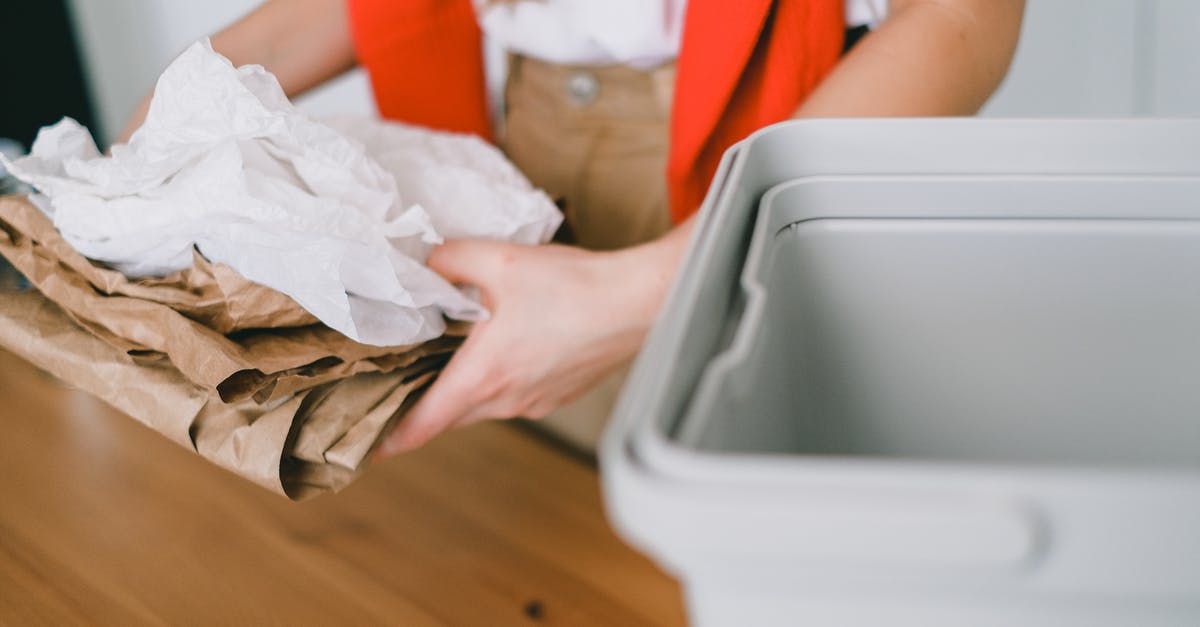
top-left (650, 61), bottom-right (677, 118)
top-left (507, 52), bottom-right (523, 81)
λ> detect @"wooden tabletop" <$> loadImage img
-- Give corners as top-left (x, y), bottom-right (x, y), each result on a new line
top-left (0, 349), bottom-right (686, 626)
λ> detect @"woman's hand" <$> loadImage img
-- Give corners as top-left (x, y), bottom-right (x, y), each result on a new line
top-left (375, 223), bottom-right (691, 456)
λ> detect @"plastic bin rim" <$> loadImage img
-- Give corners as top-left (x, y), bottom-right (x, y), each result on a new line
top-left (602, 118), bottom-right (1200, 494)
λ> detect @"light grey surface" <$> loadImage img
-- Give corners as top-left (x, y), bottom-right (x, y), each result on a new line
top-left (981, 0), bottom-right (1200, 117)
top-left (683, 176), bottom-right (1200, 468)
top-left (613, 119), bottom-right (1200, 466)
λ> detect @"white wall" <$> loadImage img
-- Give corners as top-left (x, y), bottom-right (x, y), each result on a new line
top-left (66, 0), bottom-right (1200, 146)
top-left (982, 0), bottom-right (1200, 117)
top-left (66, 0), bottom-right (375, 146)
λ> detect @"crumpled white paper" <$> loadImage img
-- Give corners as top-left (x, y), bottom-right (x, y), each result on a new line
top-left (0, 39), bottom-right (561, 346)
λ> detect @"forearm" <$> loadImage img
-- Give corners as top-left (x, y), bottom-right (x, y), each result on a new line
top-left (795, 0), bottom-right (1024, 118)
top-left (115, 0), bottom-right (354, 144)
top-left (213, 0), bottom-right (356, 98)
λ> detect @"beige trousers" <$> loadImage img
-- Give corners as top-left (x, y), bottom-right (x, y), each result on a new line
top-left (500, 56), bottom-right (675, 453)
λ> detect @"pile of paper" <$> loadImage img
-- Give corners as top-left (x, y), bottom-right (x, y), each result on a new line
top-left (0, 195), bottom-right (465, 499)
top-left (0, 40), bottom-right (561, 500)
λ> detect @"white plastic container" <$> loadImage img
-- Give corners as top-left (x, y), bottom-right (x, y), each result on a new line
top-left (600, 119), bottom-right (1200, 627)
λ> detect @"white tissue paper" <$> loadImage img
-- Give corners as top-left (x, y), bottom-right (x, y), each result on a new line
top-left (0, 39), bottom-right (561, 346)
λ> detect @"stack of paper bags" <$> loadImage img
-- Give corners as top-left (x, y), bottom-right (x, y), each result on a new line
top-left (0, 40), bottom-right (562, 500)
top-left (0, 195), bottom-right (468, 500)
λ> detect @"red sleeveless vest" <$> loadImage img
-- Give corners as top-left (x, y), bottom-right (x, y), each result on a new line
top-left (347, 0), bottom-right (843, 222)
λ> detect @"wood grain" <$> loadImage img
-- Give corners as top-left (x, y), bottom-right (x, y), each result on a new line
top-left (0, 349), bottom-right (685, 626)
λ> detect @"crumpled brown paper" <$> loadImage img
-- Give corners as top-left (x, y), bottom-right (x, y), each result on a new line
top-left (0, 194), bottom-right (469, 500)
top-left (0, 196), bottom-right (465, 403)
top-left (0, 289), bottom-right (436, 500)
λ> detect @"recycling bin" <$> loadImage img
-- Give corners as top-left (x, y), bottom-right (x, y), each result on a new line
top-left (601, 119), bottom-right (1200, 627)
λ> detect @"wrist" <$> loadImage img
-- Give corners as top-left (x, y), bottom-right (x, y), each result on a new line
top-left (605, 219), bottom-right (693, 338)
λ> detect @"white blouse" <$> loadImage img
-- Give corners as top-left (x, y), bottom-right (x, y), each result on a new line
top-left (475, 0), bottom-right (888, 69)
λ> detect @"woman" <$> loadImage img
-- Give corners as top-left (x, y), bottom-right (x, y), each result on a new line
top-left (117, 0), bottom-right (1025, 456)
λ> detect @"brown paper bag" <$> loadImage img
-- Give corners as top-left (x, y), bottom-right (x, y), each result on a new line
top-left (0, 290), bottom-right (436, 500)
top-left (0, 195), bottom-right (465, 402)
top-left (0, 196), bottom-right (318, 333)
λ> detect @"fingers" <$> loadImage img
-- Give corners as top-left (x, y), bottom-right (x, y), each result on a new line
top-left (371, 241), bottom-right (603, 458)
top-left (374, 354), bottom-right (480, 457)
top-left (373, 323), bottom-right (504, 457)
top-left (373, 388), bottom-right (458, 458)
top-left (427, 239), bottom-right (514, 287)
top-left (373, 241), bottom-right (528, 459)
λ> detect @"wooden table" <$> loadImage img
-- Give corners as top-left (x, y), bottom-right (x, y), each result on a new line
top-left (0, 349), bottom-right (686, 626)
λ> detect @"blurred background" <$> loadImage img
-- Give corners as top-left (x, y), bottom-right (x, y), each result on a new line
top-left (2, 0), bottom-right (1199, 153)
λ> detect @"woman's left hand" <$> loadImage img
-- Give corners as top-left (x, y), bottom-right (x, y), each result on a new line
top-left (374, 233), bottom-right (683, 457)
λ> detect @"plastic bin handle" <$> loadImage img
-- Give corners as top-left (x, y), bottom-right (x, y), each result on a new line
top-left (706, 491), bottom-right (1041, 569)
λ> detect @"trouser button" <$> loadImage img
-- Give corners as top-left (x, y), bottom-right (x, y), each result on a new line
top-left (566, 70), bottom-right (599, 106)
